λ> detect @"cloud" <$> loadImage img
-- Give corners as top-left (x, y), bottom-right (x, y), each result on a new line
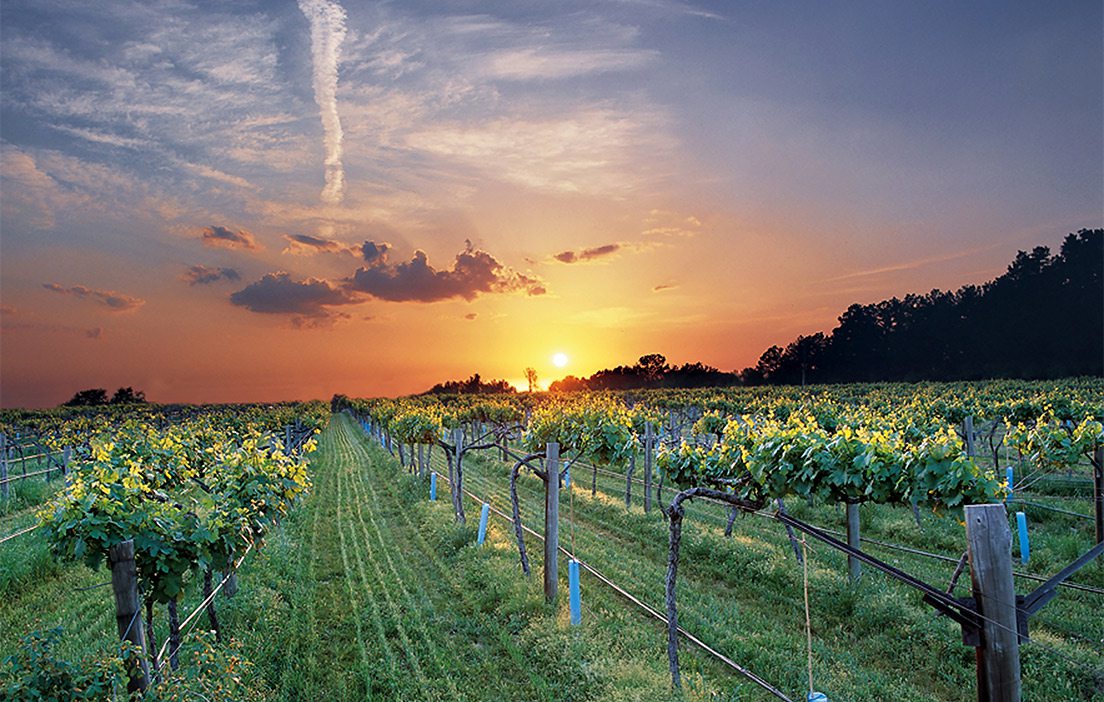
top-left (404, 108), bottom-right (670, 196)
top-left (282, 233), bottom-right (357, 256)
top-left (480, 47), bottom-right (655, 81)
top-left (348, 241), bottom-right (546, 302)
top-left (200, 225), bottom-right (261, 250)
top-left (642, 210), bottom-right (703, 238)
top-left (43, 283), bottom-right (144, 312)
top-left (464, 312), bottom-right (477, 320)
top-left (230, 271), bottom-right (354, 316)
top-left (299, 0), bottom-right (347, 204)
top-left (653, 283), bottom-right (678, 292)
top-left (1, 318), bottom-right (105, 340)
top-left (181, 265), bottom-right (241, 286)
top-left (554, 243), bottom-right (622, 264)
top-left (821, 245), bottom-right (996, 283)
top-left (361, 240), bottom-right (392, 263)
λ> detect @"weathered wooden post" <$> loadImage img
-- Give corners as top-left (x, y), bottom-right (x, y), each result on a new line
top-left (284, 425), bottom-right (292, 451)
top-left (964, 416), bottom-right (976, 457)
top-left (1094, 445), bottom-right (1103, 544)
top-left (846, 501), bottom-right (861, 583)
top-left (109, 540), bottom-right (150, 693)
top-left (643, 423), bottom-right (654, 513)
top-left (966, 503), bottom-right (1021, 702)
top-left (452, 428), bottom-right (466, 523)
top-left (544, 442), bottom-right (560, 602)
top-left (63, 447), bottom-right (71, 476)
top-left (0, 433), bottom-right (8, 501)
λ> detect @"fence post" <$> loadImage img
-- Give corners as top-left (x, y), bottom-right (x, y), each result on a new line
top-left (63, 447), bottom-right (71, 476)
top-left (1, 433), bottom-right (7, 501)
top-left (109, 540), bottom-right (150, 693)
top-left (284, 425), bottom-right (292, 452)
top-left (544, 442), bottom-right (560, 602)
top-left (965, 503), bottom-right (1021, 702)
top-left (452, 428), bottom-right (465, 523)
top-left (964, 416), bottom-right (976, 457)
top-left (1093, 445), bottom-right (1103, 544)
top-left (643, 423), bottom-right (654, 513)
top-left (846, 501), bottom-right (861, 583)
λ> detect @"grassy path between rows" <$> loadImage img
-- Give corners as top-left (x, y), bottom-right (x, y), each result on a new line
top-left (226, 413), bottom-right (715, 700)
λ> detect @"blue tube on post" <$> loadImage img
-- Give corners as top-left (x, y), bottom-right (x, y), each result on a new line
top-left (477, 503), bottom-right (490, 545)
top-left (564, 466), bottom-right (571, 489)
top-left (568, 559), bottom-right (581, 625)
top-left (1006, 466), bottom-right (1014, 501)
top-left (430, 473), bottom-right (437, 501)
top-left (1016, 511), bottom-right (1029, 564)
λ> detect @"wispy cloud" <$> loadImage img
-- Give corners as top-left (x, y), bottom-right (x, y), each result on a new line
top-left (299, 0), bottom-right (347, 204)
top-left (200, 225), bottom-right (261, 251)
top-left (553, 243), bottom-right (623, 264)
top-left (653, 283), bottom-right (678, 292)
top-left (42, 283), bottom-right (144, 312)
top-left (282, 233), bottom-right (358, 256)
top-left (822, 245), bottom-right (996, 283)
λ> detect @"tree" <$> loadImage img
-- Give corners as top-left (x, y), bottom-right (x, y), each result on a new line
top-left (63, 388), bottom-right (109, 406)
top-left (524, 367), bottom-right (538, 393)
top-left (110, 387), bottom-right (146, 404)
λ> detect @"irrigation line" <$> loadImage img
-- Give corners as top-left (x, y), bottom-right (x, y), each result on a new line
top-left (1010, 499), bottom-right (1093, 520)
top-left (0, 467), bottom-right (56, 485)
top-left (428, 467), bottom-right (795, 702)
top-left (577, 459), bottom-right (1104, 596)
top-left (155, 541), bottom-right (255, 668)
top-left (0, 524), bottom-right (40, 544)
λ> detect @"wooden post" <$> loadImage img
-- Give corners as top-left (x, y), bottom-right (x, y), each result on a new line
top-left (544, 442), bottom-right (560, 602)
top-left (418, 443), bottom-right (426, 478)
top-left (966, 504), bottom-right (1021, 702)
top-left (284, 425), bottom-right (292, 452)
top-left (643, 423), bottom-right (654, 513)
top-left (964, 416), bottom-right (976, 458)
top-left (63, 447), bottom-right (71, 476)
top-left (1093, 445), bottom-right (1103, 544)
top-left (452, 428), bottom-right (465, 524)
top-left (846, 502), bottom-right (861, 583)
top-left (109, 540), bottom-right (150, 693)
top-left (1, 433), bottom-right (8, 501)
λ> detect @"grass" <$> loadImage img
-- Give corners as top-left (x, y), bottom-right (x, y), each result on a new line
top-left (425, 438), bottom-right (1104, 701)
top-left (1, 416), bottom-right (1100, 700)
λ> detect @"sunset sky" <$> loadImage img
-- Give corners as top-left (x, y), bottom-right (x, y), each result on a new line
top-left (1, 0), bottom-right (1101, 407)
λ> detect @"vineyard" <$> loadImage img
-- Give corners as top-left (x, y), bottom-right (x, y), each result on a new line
top-left (1, 380), bottom-right (1102, 700)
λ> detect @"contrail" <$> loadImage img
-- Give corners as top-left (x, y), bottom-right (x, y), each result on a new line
top-left (299, 0), bottom-right (347, 204)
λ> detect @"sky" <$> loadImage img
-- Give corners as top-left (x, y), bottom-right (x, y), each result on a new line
top-left (0, 0), bottom-right (1101, 407)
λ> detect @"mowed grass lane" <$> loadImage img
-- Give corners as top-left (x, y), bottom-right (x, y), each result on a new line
top-left (227, 413), bottom-right (705, 701)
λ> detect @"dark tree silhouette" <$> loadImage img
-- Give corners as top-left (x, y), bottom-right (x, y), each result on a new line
top-left (64, 388), bottom-right (110, 406)
top-left (110, 387), bottom-right (147, 404)
top-left (425, 373), bottom-right (516, 395)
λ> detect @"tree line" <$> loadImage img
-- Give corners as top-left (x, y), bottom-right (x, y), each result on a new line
top-left (551, 229), bottom-right (1102, 390)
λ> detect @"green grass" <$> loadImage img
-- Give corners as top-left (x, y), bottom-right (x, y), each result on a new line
top-left (221, 414), bottom-right (708, 700)
top-left (425, 439), bottom-right (1104, 702)
top-left (2, 417), bottom-right (1101, 700)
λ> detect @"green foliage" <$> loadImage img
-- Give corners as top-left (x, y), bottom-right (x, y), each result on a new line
top-left (0, 628), bottom-right (131, 700)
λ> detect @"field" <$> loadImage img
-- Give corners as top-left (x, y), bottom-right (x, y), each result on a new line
top-left (1, 383), bottom-right (1103, 701)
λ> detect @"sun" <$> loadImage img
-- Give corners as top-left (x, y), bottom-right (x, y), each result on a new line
top-left (552, 352), bottom-right (569, 368)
